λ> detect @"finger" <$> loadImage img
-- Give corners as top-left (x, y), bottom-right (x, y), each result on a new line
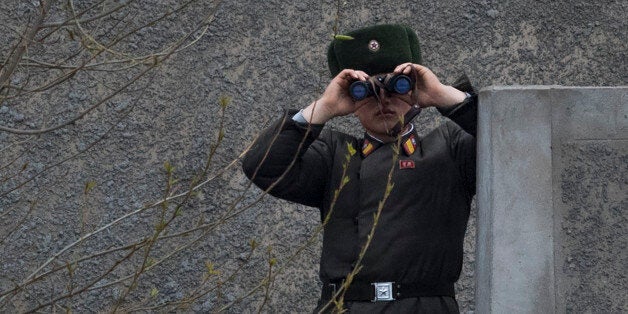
top-left (393, 63), bottom-right (409, 73)
top-left (337, 69), bottom-right (358, 81)
top-left (394, 62), bottom-right (413, 74)
top-left (412, 64), bottom-right (432, 77)
top-left (342, 69), bottom-right (368, 81)
top-left (355, 70), bottom-right (370, 81)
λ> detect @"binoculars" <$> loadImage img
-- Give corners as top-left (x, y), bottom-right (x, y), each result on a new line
top-left (349, 74), bottom-right (414, 101)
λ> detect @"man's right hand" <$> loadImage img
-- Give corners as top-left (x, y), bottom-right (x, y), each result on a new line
top-left (301, 69), bottom-right (370, 124)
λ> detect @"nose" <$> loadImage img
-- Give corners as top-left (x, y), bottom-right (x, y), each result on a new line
top-left (377, 89), bottom-right (393, 106)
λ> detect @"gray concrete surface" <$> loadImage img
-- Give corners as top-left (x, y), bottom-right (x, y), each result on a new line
top-left (477, 86), bottom-right (627, 313)
top-left (1, 0), bottom-right (626, 312)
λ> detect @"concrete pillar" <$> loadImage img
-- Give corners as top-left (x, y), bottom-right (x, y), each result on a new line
top-left (475, 86), bottom-right (627, 313)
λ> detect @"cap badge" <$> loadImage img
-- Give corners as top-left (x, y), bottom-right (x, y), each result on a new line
top-left (368, 39), bottom-right (380, 52)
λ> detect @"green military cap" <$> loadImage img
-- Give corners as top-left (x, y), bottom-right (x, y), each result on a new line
top-left (327, 24), bottom-right (422, 77)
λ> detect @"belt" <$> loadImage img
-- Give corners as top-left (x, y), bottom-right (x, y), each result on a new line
top-left (321, 280), bottom-right (455, 302)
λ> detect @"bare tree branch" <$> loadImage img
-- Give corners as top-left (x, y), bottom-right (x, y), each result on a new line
top-left (0, 0), bottom-right (52, 96)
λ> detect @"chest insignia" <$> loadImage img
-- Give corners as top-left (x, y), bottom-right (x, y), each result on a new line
top-left (362, 138), bottom-right (375, 157)
top-left (402, 134), bottom-right (417, 156)
top-left (399, 160), bottom-right (415, 169)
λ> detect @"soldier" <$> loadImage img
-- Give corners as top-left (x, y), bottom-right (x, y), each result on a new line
top-left (243, 24), bottom-right (476, 313)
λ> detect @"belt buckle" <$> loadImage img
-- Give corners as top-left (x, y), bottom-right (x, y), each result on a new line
top-left (371, 282), bottom-right (395, 302)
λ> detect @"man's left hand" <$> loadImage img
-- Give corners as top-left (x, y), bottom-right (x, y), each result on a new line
top-left (393, 63), bottom-right (467, 109)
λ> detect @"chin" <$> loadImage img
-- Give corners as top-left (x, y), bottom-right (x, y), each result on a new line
top-left (370, 124), bottom-right (397, 137)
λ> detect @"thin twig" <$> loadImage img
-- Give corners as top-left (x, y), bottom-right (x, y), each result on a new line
top-left (0, 0), bottom-right (51, 95)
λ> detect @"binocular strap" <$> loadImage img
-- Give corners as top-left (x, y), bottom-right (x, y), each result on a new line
top-left (366, 67), bottom-right (422, 137)
top-left (389, 105), bottom-right (421, 137)
top-left (386, 66), bottom-right (422, 137)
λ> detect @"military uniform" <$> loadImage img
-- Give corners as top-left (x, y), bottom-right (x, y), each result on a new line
top-left (242, 77), bottom-right (476, 313)
top-left (242, 24), bottom-right (477, 313)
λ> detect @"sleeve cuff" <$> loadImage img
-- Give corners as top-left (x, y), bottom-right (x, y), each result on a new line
top-left (284, 109), bottom-right (325, 136)
top-left (289, 109), bottom-right (326, 128)
top-left (437, 92), bottom-right (472, 117)
top-left (292, 109), bottom-right (308, 124)
top-left (436, 73), bottom-right (477, 118)
top-left (436, 74), bottom-right (478, 136)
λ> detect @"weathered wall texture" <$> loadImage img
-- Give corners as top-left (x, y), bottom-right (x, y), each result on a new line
top-left (552, 88), bottom-right (627, 313)
top-left (477, 87), bottom-right (627, 313)
top-left (0, 0), bottom-right (626, 312)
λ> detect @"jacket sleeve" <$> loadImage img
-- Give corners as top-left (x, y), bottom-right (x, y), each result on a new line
top-left (437, 74), bottom-right (478, 137)
top-left (438, 74), bottom-right (478, 198)
top-left (443, 120), bottom-right (476, 198)
top-left (242, 110), bottom-right (332, 208)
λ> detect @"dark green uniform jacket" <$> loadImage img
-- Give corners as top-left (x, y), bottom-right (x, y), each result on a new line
top-left (242, 84), bottom-right (476, 313)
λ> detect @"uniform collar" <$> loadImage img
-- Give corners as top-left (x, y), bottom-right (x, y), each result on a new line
top-left (361, 124), bottom-right (419, 157)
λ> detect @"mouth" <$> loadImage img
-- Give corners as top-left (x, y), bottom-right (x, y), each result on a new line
top-left (376, 109), bottom-right (398, 117)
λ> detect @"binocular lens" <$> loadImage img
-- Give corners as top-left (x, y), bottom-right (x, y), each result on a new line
top-left (349, 81), bottom-right (370, 100)
top-left (348, 74), bottom-right (413, 101)
top-left (393, 76), bottom-right (412, 94)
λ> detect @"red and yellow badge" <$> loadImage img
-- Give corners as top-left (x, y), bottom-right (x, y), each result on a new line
top-left (399, 160), bottom-right (415, 169)
top-left (362, 139), bottom-right (375, 157)
top-left (402, 134), bottom-right (417, 156)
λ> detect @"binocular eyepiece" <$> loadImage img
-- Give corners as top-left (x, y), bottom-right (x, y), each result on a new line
top-left (349, 74), bottom-right (414, 101)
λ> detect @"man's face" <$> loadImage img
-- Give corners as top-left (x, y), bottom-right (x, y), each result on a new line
top-left (354, 90), bottom-right (412, 138)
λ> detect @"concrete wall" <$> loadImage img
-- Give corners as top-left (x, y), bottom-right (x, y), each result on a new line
top-left (477, 86), bottom-right (627, 313)
top-left (0, 0), bottom-right (626, 312)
